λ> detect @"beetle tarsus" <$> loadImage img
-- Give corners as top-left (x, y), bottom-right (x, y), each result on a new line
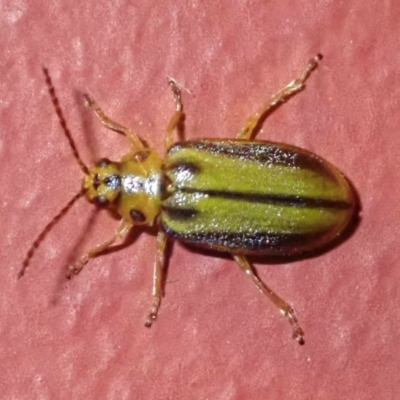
top-left (65, 257), bottom-right (88, 279)
top-left (144, 311), bottom-right (157, 328)
top-left (83, 93), bottom-right (95, 108)
top-left (285, 309), bottom-right (305, 345)
top-left (144, 315), bottom-right (155, 328)
top-left (168, 79), bottom-right (183, 112)
top-left (144, 296), bottom-right (161, 327)
top-left (293, 327), bottom-right (305, 346)
top-left (298, 54), bottom-right (323, 85)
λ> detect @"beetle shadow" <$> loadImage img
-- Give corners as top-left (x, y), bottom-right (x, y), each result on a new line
top-left (100, 225), bottom-right (155, 257)
top-left (92, 224), bottom-right (174, 298)
top-left (73, 89), bottom-right (100, 165)
top-left (50, 211), bottom-right (157, 304)
top-left (50, 207), bottom-right (99, 304)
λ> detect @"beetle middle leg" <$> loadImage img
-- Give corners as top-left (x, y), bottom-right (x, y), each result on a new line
top-left (66, 219), bottom-right (132, 278)
top-left (233, 254), bottom-right (305, 345)
top-left (236, 54), bottom-right (322, 140)
top-left (83, 94), bottom-right (146, 151)
top-left (144, 230), bottom-right (168, 327)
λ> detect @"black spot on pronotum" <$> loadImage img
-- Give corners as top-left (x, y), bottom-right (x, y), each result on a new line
top-left (130, 209), bottom-right (146, 222)
top-left (94, 195), bottom-right (109, 207)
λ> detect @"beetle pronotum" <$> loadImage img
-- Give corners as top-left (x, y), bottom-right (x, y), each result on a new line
top-left (20, 55), bottom-right (356, 345)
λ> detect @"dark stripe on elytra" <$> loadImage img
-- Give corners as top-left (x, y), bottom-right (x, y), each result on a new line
top-left (177, 187), bottom-right (351, 210)
top-left (169, 140), bottom-right (337, 182)
top-left (161, 206), bottom-right (198, 221)
top-left (161, 223), bottom-right (330, 252)
top-left (166, 161), bottom-right (201, 176)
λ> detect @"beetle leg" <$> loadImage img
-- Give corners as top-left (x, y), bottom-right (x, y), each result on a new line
top-left (145, 230), bottom-right (168, 327)
top-left (233, 254), bottom-right (305, 345)
top-left (66, 219), bottom-right (132, 278)
top-left (83, 94), bottom-right (147, 151)
top-left (236, 54), bottom-right (322, 140)
top-left (165, 79), bottom-right (184, 150)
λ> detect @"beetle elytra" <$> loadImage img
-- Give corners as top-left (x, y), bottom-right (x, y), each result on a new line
top-left (20, 55), bottom-right (356, 345)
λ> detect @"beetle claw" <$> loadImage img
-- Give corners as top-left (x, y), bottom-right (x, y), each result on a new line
top-left (144, 312), bottom-right (157, 328)
top-left (144, 296), bottom-right (161, 327)
top-left (66, 257), bottom-right (88, 279)
top-left (285, 309), bottom-right (305, 345)
top-left (294, 329), bottom-right (305, 346)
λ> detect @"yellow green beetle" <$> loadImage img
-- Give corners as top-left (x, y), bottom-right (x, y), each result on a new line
top-left (20, 55), bottom-right (356, 345)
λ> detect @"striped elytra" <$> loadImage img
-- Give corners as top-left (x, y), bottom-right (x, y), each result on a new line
top-left (161, 140), bottom-right (355, 255)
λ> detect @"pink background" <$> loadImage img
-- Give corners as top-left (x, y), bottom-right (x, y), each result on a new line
top-left (1, 1), bottom-right (399, 399)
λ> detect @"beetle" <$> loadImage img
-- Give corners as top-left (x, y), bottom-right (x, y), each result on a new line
top-left (19, 55), bottom-right (356, 345)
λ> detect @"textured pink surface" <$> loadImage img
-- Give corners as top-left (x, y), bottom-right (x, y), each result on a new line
top-left (1, 1), bottom-right (400, 399)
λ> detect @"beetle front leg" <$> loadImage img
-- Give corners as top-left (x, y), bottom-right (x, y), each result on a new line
top-left (165, 79), bottom-right (185, 150)
top-left (233, 254), bottom-right (305, 345)
top-left (145, 230), bottom-right (168, 327)
top-left (83, 94), bottom-right (146, 151)
top-left (66, 219), bottom-right (132, 278)
top-left (236, 54), bottom-right (322, 140)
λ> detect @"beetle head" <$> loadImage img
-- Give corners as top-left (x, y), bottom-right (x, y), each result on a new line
top-left (83, 158), bottom-right (122, 209)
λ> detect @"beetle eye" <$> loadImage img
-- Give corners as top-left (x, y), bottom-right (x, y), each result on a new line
top-left (134, 150), bottom-right (150, 163)
top-left (98, 158), bottom-right (111, 168)
top-left (93, 195), bottom-right (109, 207)
top-left (93, 174), bottom-right (101, 190)
top-left (130, 209), bottom-right (146, 222)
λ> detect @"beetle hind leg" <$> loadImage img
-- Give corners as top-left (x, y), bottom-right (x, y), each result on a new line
top-left (236, 54), bottom-right (322, 140)
top-left (144, 231), bottom-right (168, 327)
top-left (233, 254), bottom-right (305, 345)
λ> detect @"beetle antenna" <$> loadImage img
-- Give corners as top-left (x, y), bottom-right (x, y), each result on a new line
top-left (42, 67), bottom-right (89, 175)
top-left (18, 190), bottom-right (85, 278)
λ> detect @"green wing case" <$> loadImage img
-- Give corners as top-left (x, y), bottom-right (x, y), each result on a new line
top-left (161, 140), bottom-right (355, 255)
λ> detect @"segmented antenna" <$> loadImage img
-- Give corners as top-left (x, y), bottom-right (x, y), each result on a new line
top-left (18, 190), bottom-right (85, 278)
top-left (42, 67), bottom-right (89, 175)
top-left (19, 69), bottom-right (90, 278)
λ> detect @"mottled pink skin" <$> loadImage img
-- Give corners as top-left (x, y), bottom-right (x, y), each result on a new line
top-left (1, 2), bottom-right (399, 399)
